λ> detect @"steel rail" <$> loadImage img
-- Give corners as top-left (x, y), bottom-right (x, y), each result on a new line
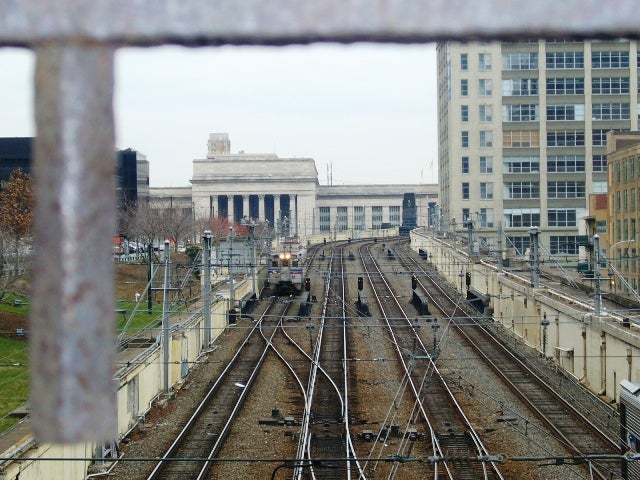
top-left (362, 241), bottom-right (503, 480)
top-left (145, 298), bottom-right (282, 480)
top-left (359, 243), bottom-right (454, 480)
top-left (403, 249), bottom-right (621, 480)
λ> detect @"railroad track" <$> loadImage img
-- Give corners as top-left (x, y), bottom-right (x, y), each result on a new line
top-left (145, 297), bottom-right (290, 480)
top-left (397, 245), bottom-right (623, 480)
top-left (359, 241), bottom-right (503, 480)
top-left (298, 243), bottom-right (364, 479)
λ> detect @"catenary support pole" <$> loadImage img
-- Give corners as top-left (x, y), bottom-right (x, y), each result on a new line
top-left (202, 230), bottom-right (212, 347)
top-left (162, 240), bottom-right (171, 393)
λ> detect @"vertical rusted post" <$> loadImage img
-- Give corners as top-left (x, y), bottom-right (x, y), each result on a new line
top-left (31, 45), bottom-right (116, 442)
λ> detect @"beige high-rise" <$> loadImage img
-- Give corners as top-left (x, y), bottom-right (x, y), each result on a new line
top-left (437, 40), bottom-right (638, 259)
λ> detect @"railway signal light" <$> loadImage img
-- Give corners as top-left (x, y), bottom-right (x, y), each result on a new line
top-left (465, 271), bottom-right (471, 287)
top-left (358, 276), bottom-right (363, 291)
top-left (411, 275), bottom-right (417, 290)
top-left (304, 278), bottom-right (311, 292)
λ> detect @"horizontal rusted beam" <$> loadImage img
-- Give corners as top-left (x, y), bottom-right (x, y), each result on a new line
top-left (0, 0), bottom-right (638, 47)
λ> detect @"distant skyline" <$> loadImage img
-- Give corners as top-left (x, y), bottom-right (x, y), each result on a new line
top-left (0, 43), bottom-right (438, 187)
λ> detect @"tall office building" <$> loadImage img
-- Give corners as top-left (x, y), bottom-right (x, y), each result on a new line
top-left (437, 40), bottom-right (639, 257)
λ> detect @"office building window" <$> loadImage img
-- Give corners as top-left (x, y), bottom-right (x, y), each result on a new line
top-left (592, 129), bottom-right (608, 146)
top-left (461, 156), bottom-right (469, 174)
top-left (592, 181), bottom-right (607, 193)
top-left (546, 51), bottom-right (584, 69)
top-left (550, 236), bottom-right (579, 255)
top-left (546, 104), bottom-right (585, 121)
top-left (502, 52), bottom-right (538, 70)
top-left (547, 155), bottom-right (585, 173)
top-left (507, 236), bottom-right (531, 256)
top-left (593, 154), bottom-right (608, 172)
top-left (546, 77), bottom-right (584, 95)
top-left (461, 131), bottom-right (469, 148)
top-left (592, 103), bottom-right (630, 120)
top-left (480, 182), bottom-right (493, 199)
top-left (479, 52), bottom-right (492, 71)
top-left (479, 208), bottom-right (494, 227)
top-left (597, 220), bottom-right (607, 233)
top-left (461, 104), bottom-right (469, 122)
top-left (504, 156), bottom-right (540, 173)
top-left (592, 77), bottom-right (630, 94)
top-left (479, 130), bottom-right (493, 147)
top-left (480, 156), bottom-right (493, 173)
top-left (504, 208), bottom-right (540, 228)
top-left (479, 79), bottom-right (492, 96)
top-left (592, 51), bottom-right (629, 68)
top-left (547, 130), bottom-right (585, 147)
top-left (460, 53), bottom-right (468, 70)
top-left (548, 181), bottom-right (586, 199)
top-left (502, 78), bottom-right (538, 96)
top-left (548, 209), bottom-right (580, 227)
top-left (460, 79), bottom-right (468, 96)
top-left (503, 104), bottom-right (539, 121)
top-left (503, 130), bottom-right (540, 147)
top-left (479, 104), bottom-right (492, 121)
top-left (462, 182), bottom-right (470, 200)
top-left (504, 182), bottom-right (540, 199)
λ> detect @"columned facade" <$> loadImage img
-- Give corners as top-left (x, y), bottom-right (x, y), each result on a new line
top-left (186, 133), bottom-right (438, 241)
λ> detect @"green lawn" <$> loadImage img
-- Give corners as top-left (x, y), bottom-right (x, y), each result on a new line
top-left (0, 337), bottom-right (28, 432)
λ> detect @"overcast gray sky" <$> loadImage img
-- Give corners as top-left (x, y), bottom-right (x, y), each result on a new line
top-left (1, 43), bottom-right (437, 187)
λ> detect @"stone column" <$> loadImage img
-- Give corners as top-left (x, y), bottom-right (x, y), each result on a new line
top-left (365, 205), bottom-right (371, 230)
top-left (258, 194), bottom-right (265, 223)
top-left (242, 195), bottom-right (249, 222)
top-left (275, 194), bottom-right (281, 233)
top-left (210, 195), bottom-right (217, 218)
top-left (290, 194), bottom-right (297, 236)
top-left (228, 195), bottom-right (235, 224)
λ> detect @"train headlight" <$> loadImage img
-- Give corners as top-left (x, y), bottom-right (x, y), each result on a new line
top-left (285, 252), bottom-right (291, 260)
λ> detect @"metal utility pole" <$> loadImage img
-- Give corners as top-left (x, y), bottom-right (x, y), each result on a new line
top-left (529, 226), bottom-right (540, 288)
top-left (202, 230), bottom-right (212, 347)
top-left (228, 226), bottom-right (234, 321)
top-left (162, 240), bottom-right (171, 393)
top-left (465, 217), bottom-right (473, 257)
top-left (249, 223), bottom-right (257, 297)
top-left (497, 221), bottom-right (503, 273)
top-left (594, 234), bottom-right (602, 315)
top-left (541, 312), bottom-right (549, 358)
top-left (147, 243), bottom-right (153, 313)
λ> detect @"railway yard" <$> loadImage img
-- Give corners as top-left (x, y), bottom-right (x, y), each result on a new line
top-left (94, 235), bottom-right (627, 480)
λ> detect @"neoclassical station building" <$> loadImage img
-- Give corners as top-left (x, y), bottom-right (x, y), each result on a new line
top-left (151, 133), bottom-right (438, 239)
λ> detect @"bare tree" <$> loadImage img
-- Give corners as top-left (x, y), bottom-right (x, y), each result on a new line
top-left (0, 169), bottom-right (34, 297)
top-left (162, 207), bottom-right (193, 250)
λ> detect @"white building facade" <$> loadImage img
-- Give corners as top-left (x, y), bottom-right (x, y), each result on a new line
top-left (187, 133), bottom-right (437, 238)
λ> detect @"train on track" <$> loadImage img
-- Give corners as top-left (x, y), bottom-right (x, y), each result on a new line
top-left (267, 236), bottom-right (307, 295)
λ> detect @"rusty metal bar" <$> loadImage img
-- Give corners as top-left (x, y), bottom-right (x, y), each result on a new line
top-left (0, 1), bottom-right (638, 46)
top-left (30, 45), bottom-right (116, 442)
